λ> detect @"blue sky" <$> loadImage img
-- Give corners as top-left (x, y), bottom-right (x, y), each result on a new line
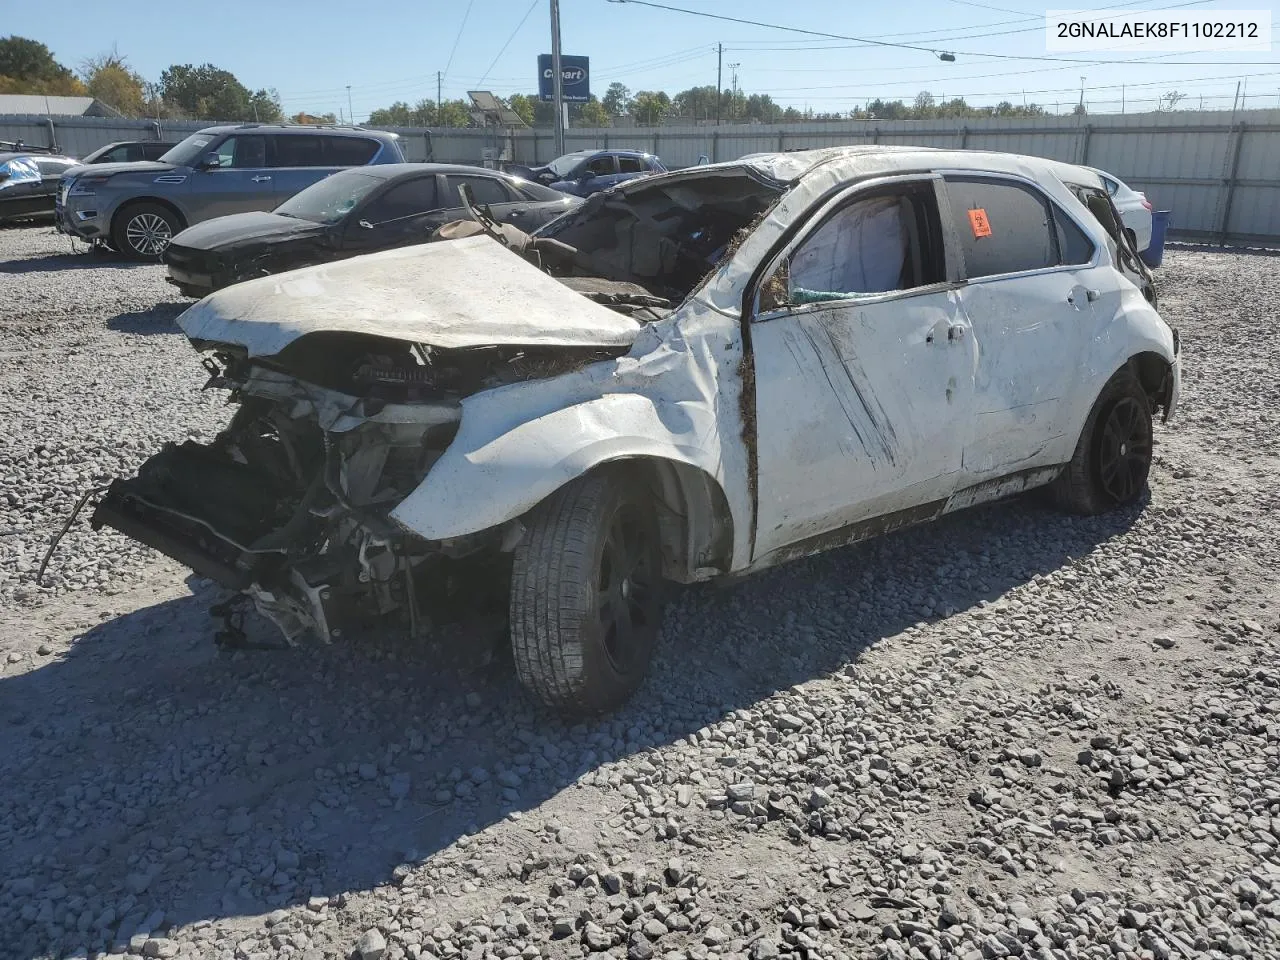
top-left (9, 0), bottom-right (1279, 118)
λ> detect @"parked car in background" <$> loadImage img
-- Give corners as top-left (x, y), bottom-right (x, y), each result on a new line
top-left (1088, 167), bottom-right (1153, 252)
top-left (509, 149), bottom-right (666, 197)
top-left (163, 163), bottom-right (581, 297)
top-left (0, 152), bottom-right (78, 224)
top-left (78, 140), bottom-right (180, 165)
top-left (56, 124), bottom-right (405, 259)
top-left (94, 146), bottom-right (1179, 714)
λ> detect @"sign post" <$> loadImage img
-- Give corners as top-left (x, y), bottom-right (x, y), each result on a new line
top-left (550, 0), bottom-right (564, 157)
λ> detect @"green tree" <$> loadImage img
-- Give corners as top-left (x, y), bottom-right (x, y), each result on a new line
top-left (913, 91), bottom-right (936, 119)
top-left (80, 50), bottom-right (146, 116)
top-left (672, 84), bottom-right (718, 122)
top-left (577, 96), bottom-right (609, 127)
top-left (601, 82), bottom-right (632, 118)
top-left (506, 94), bottom-right (536, 126)
top-left (157, 63), bottom-right (280, 122)
top-left (631, 90), bottom-right (670, 126)
top-left (0, 36), bottom-right (85, 96)
top-left (368, 101), bottom-right (416, 126)
top-left (744, 93), bottom-right (782, 123)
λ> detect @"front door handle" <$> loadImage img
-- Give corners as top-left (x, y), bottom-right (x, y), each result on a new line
top-left (251, 175), bottom-right (272, 183)
top-left (948, 324), bottom-right (966, 342)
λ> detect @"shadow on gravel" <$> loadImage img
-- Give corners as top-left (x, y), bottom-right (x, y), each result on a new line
top-left (0, 494), bottom-right (1142, 957)
top-left (0, 250), bottom-right (150, 275)
top-left (105, 303), bottom-right (188, 335)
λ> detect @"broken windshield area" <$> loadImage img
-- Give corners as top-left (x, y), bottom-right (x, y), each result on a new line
top-left (275, 170), bottom-right (384, 224)
top-left (534, 170), bottom-right (784, 303)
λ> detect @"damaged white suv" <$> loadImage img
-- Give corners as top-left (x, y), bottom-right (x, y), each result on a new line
top-left (93, 146), bottom-right (1179, 713)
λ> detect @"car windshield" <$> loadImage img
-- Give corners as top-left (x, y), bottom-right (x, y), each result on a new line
top-left (274, 170), bottom-right (384, 224)
top-left (546, 153), bottom-right (590, 178)
top-left (159, 134), bottom-right (215, 167)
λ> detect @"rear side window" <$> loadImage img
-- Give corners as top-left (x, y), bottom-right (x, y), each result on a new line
top-left (362, 177), bottom-right (440, 222)
top-left (618, 156), bottom-right (646, 173)
top-left (272, 135), bottom-right (327, 167)
top-left (325, 137), bottom-right (380, 166)
top-left (101, 145), bottom-right (134, 163)
top-left (946, 177), bottom-right (1056, 279)
top-left (1054, 208), bottom-right (1095, 265)
top-left (584, 155), bottom-right (616, 177)
top-left (144, 143), bottom-right (171, 160)
top-left (443, 175), bottom-right (512, 207)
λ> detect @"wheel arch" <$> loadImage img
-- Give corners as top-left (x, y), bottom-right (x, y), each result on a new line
top-left (614, 456), bottom-right (734, 582)
top-left (110, 196), bottom-right (188, 235)
top-left (1127, 349), bottom-right (1176, 419)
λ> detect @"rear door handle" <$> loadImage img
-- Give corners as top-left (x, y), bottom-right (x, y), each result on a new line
top-left (948, 324), bottom-right (966, 342)
top-left (251, 175), bottom-right (272, 183)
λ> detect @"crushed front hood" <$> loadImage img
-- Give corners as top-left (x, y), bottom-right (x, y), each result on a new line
top-left (169, 211), bottom-right (324, 251)
top-left (178, 234), bottom-right (643, 356)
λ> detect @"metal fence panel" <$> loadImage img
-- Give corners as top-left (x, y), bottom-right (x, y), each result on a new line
top-left (5, 109), bottom-right (1279, 244)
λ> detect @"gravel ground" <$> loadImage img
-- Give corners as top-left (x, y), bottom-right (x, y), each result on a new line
top-left (1, 225), bottom-right (1278, 960)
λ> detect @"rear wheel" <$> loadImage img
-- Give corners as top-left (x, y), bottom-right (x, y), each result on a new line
top-left (112, 202), bottom-right (181, 260)
top-left (1050, 368), bottom-right (1153, 514)
top-left (510, 469), bottom-right (663, 714)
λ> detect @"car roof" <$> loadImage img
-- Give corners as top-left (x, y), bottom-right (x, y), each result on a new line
top-left (331, 162), bottom-right (527, 180)
top-left (194, 123), bottom-right (400, 141)
top-left (674, 145), bottom-right (1105, 191)
top-left (0, 152), bottom-right (75, 163)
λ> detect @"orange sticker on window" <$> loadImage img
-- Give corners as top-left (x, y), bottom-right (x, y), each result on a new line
top-left (968, 207), bottom-right (992, 238)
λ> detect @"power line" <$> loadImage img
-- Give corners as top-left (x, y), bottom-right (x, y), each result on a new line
top-left (605, 0), bottom-right (1259, 66)
top-left (443, 0), bottom-right (477, 80)
top-left (477, 0), bottom-right (540, 87)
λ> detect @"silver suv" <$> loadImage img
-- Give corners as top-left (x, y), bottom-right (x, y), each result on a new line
top-left (56, 124), bottom-right (405, 259)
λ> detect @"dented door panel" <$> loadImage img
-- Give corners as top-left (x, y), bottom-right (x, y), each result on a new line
top-left (956, 269), bottom-right (1087, 479)
top-left (751, 287), bottom-right (975, 561)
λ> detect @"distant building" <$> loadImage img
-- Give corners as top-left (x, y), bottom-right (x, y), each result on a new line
top-left (0, 95), bottom-right (124, 118)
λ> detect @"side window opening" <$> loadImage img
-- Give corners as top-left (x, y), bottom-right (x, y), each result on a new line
top-left (362, 177), bottom-right (440, 224)
top-left (586, 156), bottom-right (615, 177)
top-left (272, 135), bottom-right (326, 168)
top-left (618, 156), bottom-right (645, 174)
top-left (444, 175), bottom-right (511, 207)
top-left (214, 135), bottom-right (267, 169)
top-left (325, 137), bottom-right (380, 166)
top-left (1053, 206), bottom-right (1095, 265)
top-left (760, 183), bottom-right (945, 311)
top-left (945, 176), bottom-right (1057, 279)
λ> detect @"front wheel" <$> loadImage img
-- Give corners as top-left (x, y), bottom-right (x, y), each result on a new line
top-left (510, 469), bottom-right (664, 714)
top-left (1049, 368), bottom-right (1153, 514)
top-left (112, 203), bottom-right (181, 260)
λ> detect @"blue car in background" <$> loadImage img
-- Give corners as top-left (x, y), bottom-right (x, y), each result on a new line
top-left (509, 149), bottom-right (666, 197)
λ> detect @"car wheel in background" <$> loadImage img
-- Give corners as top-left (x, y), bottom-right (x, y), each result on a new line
top-left (112, 203), bottom-right (182, 261)
top-left (510, 468), bottom-right (664, 714)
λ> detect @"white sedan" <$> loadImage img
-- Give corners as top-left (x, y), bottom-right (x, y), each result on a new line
top-left (1089, 166), bottom-right (1154, 252)
top-left (95, 146), bottom-right (1181, 714)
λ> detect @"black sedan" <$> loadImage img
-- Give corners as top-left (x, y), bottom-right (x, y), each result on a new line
top-left (0, 152), bottom-right (78, 224)
top-left (163, 163), bottom-right (581, 297)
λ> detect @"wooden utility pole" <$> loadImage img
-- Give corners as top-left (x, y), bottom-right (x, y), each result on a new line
top-left (715, 43), bottom-right (723, 126)
top-left (437, 71), bottom-right (443, 121)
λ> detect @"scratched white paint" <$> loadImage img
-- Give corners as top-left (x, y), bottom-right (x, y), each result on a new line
top-left (184, 146), bottom-right (1180, 578)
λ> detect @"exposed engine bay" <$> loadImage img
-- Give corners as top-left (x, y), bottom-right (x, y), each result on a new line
top-left (89, 168), bottom-right (785, 647)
